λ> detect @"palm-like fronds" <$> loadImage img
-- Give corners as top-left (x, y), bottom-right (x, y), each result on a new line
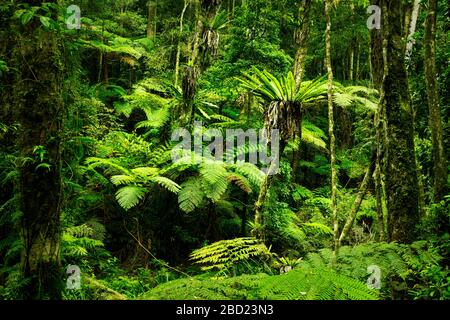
top-left (238, 67), bottom-right (328, 141)
top-left (238, 67), bottom-right (327, 104)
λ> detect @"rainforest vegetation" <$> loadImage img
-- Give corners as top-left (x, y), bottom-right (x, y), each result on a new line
top-left (0, 0), bottom-right (449, 300)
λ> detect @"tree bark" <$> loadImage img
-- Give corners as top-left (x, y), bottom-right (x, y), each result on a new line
top-left (147, 1), bottom-right (157, 38)
top-left (9, 0), bottom-right (64, 299)
top-left (424, 0), bottom-right (448, 201)
top-left (383, 0), bottom-right (419, 243)
top-left (405, 0), bottom-right (420, 61)
top-left (338, 152), bottom-right (376, 245)
top-left (293, 0), bottom-right (311, 89)
top-left (325, 0), bottom-right (339, 262)
top-left (174, 0), bottom-right (190, 87)
top-left (371, 7), bottom-right (389, 241)
top-left (349, 49), bottom-right (354, 82)
top-left (292, 0), bottom-right (312, 180)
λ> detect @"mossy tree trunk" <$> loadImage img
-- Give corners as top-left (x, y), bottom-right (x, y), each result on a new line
top-left (10, 0), bottom-right (64, 299)
top-left (291, 0), bottom-right (311, 180)
top-left (147, 1), bottom-right (157, 38)
top-left (383, 0), bottom-right (419, 243)
top-left (325, 0), bottom-right (339, 261)
top-left (424, 0), bottom-right (447, 201)
top-left (370, 0), bottom-right (388, 241)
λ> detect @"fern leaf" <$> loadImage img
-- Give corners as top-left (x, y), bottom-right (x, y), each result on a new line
top-left (115, 186), bottom-right (147, 210)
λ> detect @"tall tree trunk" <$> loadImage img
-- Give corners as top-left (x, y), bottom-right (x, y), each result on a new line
top-left (174, 0), bottom-right (190, 87)
top-left (370, 5), bottom-right (389, 241)
top-left (10, 0), bottom-right (64, 299)
top-left (405, 0), bottom-right (420, 61)
top-left (425, 0), bottom-right (448, 201)
top-left (293, 0), bottom-right (311, 89)
top-left (349, 49), bottom-right (354, 82)
top-left (356, 43), bottom-right (360, 81)
top-left (147, 1), bottom-right (157, 38)
top-left (325, 0), bottom-right (339, 261)
top-left (292, 0), bottom-right (312, 180)
top-left (383, 0), bottom-right (419, 243)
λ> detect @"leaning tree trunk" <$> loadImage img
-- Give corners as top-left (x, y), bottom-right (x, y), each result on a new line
top-left (383, 0), bottom-right (419, 243)
top-left (325, 0), bottom-right (339, 261)
top-left (9, 0), bottom-right (64, 299)
top-left (424, 0), bottom-right (447, 201)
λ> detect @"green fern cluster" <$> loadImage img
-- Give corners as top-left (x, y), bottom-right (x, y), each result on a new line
top-left (62, 223), bottom-right (105, 259)
top-left (300, 241), bottom-right (442, 297)
top-left (140, 266), bottom-right (378, 300)
top-left (190, 237), bottom-right (272, 271)
top-left (258, 267), bottom-right (377, 300)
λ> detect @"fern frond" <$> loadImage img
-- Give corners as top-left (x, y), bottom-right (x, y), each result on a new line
top-left (199, 162), bottom-right (229, 202)
top-left (150, 176), bottom-right (180, 193)
top-left (190, 237), bottom-right (271, 271)
top-left (178, 178), bottom-right (205, 213)
top-left (115, 186), bottom-right (147, 210)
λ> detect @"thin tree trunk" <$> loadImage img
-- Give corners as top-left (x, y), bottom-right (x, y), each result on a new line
top-left (325, 0), bottom-right (339, 262)
top-left (349, 49), bottom-right (354, 82)
top-left (425, 0), bottom-right (448, 201)
top-left (338, 152), bottom-right (376, 245)
top-left (356, 43), bottom-right (360, 81)
top-left (147, 1), bottom-right (157, 38)
top-left (383, 0), bottom-right (419, 243)
top-left (174, 0), bottom-right (189, 87)
top-left (406, 0), bottom-right (420, 62)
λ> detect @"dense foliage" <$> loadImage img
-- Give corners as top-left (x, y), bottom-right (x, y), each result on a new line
top-left (0, 0), bottom-right (448, 300)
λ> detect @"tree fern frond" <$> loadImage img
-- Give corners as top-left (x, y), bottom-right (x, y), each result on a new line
top-left (150, 176), bottom-right (180, 193)
top-left (110, 174), bottom-right (135, 186)
top-left (115, 186), bottom-right (147, 210)
top-left (178, 178), bottom-right (205, 213)
top-left (190, 237), bottom-right (271, 271)
top-left (199, 162), bottom-right (229, 202)
top-left (227, 173), bottom-right (253, 194)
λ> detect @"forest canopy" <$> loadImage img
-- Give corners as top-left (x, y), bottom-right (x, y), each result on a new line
top-left (0, 0), bottom-right (449, 301)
